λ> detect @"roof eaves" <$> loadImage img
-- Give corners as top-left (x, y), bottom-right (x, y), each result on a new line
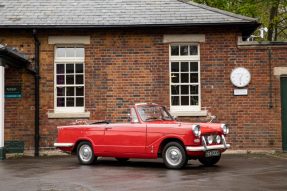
top-left (0, 22), bottom-right (260, 29)
top-left (0, 44), bottom-right (30, 67)
top-left (178, 0), bottom-right (258, 23)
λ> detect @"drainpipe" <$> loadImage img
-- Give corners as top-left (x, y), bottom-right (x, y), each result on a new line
top-left (33, 29), bottom-right (40, 157)
top-left (0, 59), bottom-right (5, 160)
top-left (268, 48), bottom-right (273, 109)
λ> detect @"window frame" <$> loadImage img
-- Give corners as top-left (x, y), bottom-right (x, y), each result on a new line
top-left (169, 43), bottom-right (201, 112)
top-left (54, 45), bottom-right (85, 113)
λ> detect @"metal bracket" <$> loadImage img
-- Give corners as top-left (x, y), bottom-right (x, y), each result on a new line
top-left (201, 136), bottom-right (207, 151)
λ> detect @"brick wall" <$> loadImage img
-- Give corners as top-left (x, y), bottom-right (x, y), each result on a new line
top-left (1, 27), bottom-right (286, 151)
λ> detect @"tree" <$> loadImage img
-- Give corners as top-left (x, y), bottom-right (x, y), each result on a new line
top-left (192, 0), bottom-right (287, 41)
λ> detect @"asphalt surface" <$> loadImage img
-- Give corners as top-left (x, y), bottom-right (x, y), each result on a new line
top-left (0, 154), bottom-right (287, 191)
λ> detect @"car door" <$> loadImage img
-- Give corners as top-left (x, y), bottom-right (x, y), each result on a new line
top-left (103, 108), bottom-right (147, 154)
top-left (103, 124), bottom-right (147, 154)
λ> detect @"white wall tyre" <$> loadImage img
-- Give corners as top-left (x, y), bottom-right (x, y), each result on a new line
top-left (77, 141), bottom-right (97, 165)
top-left (163, 142), bottom-right (187, 169)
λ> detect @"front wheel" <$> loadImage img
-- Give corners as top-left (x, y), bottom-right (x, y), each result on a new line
top-left (163, 142), bottom-right (187, 169)
top-left (198, 154), bottom-right (221, 166)
top-left (77, 141), bottom-right (97, 165)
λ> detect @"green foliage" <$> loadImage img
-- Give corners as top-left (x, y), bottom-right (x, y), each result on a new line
top-left (192, 0), bottom-right (287, 41)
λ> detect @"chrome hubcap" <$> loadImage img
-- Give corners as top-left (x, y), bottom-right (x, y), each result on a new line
top-left (166, 146), bottom-right (183, 166)
top-left (79, 144), bottom-right (92, 162)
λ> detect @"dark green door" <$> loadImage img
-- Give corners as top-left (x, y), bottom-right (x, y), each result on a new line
top-left (281, 77), bottom-right (287, 151)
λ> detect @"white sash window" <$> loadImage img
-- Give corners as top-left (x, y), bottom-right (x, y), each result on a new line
top-left (170, 44), bottom-right (201, 112)
top-left (54, 46), bottom-right (85, 113)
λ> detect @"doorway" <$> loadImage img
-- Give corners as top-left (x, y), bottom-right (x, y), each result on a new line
top-left (281, 77), bottom-right (287, 151)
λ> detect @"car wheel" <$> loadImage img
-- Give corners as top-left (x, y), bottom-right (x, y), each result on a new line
top-left (115, 158), bottom-right (129, 163)
top-left (163, 142), bottom-right (187, 169)
top-left (198, 154), bottom-right (221, 166)
top-left (77, 141), bottom-right (97, 165)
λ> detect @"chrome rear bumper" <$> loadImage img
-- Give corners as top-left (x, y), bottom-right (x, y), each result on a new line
top-left (54, 143), bottom-right (74, 147)
top-left (186, 135), bottom-right (230, 152)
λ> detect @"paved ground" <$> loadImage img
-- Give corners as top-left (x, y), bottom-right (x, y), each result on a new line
top-left (0, 154), bottom-right (287, 191)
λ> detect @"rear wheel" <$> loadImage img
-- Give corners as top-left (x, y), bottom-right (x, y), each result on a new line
top-left (163, 142), bottom-right (187, 169)
top-left (198, 154), bottom-right (221, 166)
top-left (77, 141), bottom-right (97, 165)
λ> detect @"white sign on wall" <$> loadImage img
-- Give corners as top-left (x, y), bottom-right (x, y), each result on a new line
top-left (234, 89), bottom-right (248, 96)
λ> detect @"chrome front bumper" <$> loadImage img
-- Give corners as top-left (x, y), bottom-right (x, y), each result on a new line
top-left (186, 135), bottom-right (230, 152)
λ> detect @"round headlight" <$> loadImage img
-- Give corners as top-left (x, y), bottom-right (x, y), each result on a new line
top-left (216, 135), bottom-right (221, 144)
top-left (192, 124), bottom-right (201, 137)
top-left (221, 124), bottom-right (229, 135)
top-left (207, 135), bottom-right (214, 144)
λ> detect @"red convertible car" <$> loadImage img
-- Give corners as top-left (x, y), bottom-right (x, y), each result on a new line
top-left (54, 103), bottom-right (230, 169)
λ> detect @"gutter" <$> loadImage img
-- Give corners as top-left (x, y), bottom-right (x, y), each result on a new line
top-left (32, 29), bottom-right (40, 157)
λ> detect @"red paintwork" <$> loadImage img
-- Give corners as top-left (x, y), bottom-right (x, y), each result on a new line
top-left (55, 104), bottom-right (228, 159)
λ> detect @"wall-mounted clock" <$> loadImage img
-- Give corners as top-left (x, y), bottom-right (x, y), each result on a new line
top-left (230, 67), bottom-right (251, 88)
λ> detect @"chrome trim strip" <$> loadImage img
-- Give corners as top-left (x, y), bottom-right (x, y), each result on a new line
top-left (186, 144), bottom-right (231, 152)
top-left (54, 143), bottom-right (74, 147)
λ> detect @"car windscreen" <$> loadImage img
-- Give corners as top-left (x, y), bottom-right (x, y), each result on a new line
top-left (137, 105), bottom-right (173, 122)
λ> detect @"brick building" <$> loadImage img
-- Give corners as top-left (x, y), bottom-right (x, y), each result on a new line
top-left (0, 0), bottom-right (286, 157)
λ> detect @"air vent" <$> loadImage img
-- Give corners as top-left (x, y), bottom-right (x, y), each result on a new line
top-left (0, 5), bottom-right (5, 8)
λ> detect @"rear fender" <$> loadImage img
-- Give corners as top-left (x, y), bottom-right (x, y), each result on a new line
top-left (71, 137), bottom-right (95, 154)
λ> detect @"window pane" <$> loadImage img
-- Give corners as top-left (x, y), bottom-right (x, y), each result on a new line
top-left (66, 98), bottom-right (75, 107)
top-left (181, 96), bottom-right (189, 105)
top-left (67, 87), bottom-right (75, 96)
top-left (181, 73), bottom-right (189, 83)
top-left (56, 64), bottom-right (64, 74)
top-left (190, 96), bottom-right (199, 105)
top-left (56, 47), bottom-right (65, 57)
top-left (66, 75), bottom-right (74, 84)
top-left (76, 75), bottom-right (84, 84)
top-left (57, 98), bottom-right (65, 107)
top-left (180, 45), bottom-right (188, 56)
top-left (76, 98), bottom-right (84, 107)
top-left (181, 85), bottom-right (189, 95)
top-left (171, 96), bottom-right (179, 106)
top-left (171, 73), bottom-right (179, 83)
top-left (76, 48), bottom-right (84, 57)
top-left (181, 62), bottom-right (188, 72)
top-left (57, 87), bottom-right (65, 96)
top-left (66, 48), bottom-right (75, 57)
top-left (190, 62), bottom-right (198, 72)
top-left (57, 75), bottom-right (65, 85)
top-left (66, 64), bottom-right (74, 74)
top-left (76, 64), bottom-right (83, 73)
top-left (171, 85), bottom-right (179, 95)
top-left (190, 73), bottom-right (198, 83)
top-left (190, 45), bottom-right (198, 55)
top-left (76, 87), bottom-right (84, 96)
top-left (171, 46), bottom-right (179, 56)
top-left (171, 62), bottom-right (179, 72)
top-left (190, 85), bottom-right (198, 94)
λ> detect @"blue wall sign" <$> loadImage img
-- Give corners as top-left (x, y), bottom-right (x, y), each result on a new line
top-left (5, 86), bottom-right (22, 98)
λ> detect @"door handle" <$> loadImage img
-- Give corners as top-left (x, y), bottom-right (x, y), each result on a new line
top-left (105, 127), bottom-right (112, 130)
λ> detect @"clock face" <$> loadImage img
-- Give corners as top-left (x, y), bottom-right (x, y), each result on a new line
top-left (230, 67), bottom-right (251, 87)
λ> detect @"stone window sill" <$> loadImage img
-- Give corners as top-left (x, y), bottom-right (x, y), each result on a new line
top-left (47, 112), bottom-right (90, 119)
top-left (170, 110), bottom-right (208, 117)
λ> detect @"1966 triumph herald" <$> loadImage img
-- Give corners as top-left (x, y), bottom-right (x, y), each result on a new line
top-left (54, 103), bottom-right (230, 169)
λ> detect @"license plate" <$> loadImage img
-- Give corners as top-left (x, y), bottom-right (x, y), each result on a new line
top-left (205, 150), bottom-right (220, 157)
